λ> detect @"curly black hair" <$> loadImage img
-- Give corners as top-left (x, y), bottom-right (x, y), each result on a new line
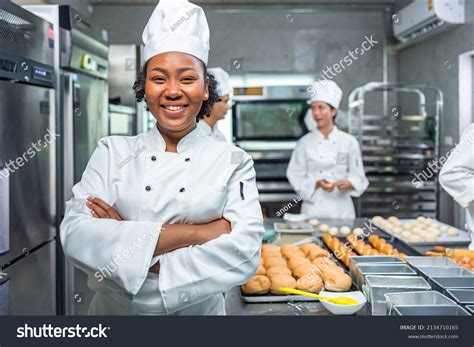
top-left (132, 61), bottom-right (219, 122)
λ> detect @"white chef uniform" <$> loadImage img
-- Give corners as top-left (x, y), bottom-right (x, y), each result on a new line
top-left (60, 125), bottom-right (264, 314)
top-left (198, 121), bottom-right (227, 142)
top-left (287, 126), bottom-right (369, 219)
top-left (439, 124), bottom-right (474, 249)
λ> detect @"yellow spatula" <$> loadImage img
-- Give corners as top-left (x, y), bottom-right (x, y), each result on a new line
top-left (278, 287), bottom-right (359, 306)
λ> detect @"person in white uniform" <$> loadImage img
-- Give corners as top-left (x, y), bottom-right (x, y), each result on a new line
top-left (439, 124), bottom-right (474, 249)
top-left (197, 67), bottom-right (230, 142)
top-left (60, 0), bottom-right (264, 315)
top-left (286, 80), bottom-right (369, 219)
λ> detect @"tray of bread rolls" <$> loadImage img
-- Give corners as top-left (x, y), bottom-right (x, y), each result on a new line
top-left (371, 216), bottom-right (471, 246)
top-left (240, 238), bottom-right (355, 303)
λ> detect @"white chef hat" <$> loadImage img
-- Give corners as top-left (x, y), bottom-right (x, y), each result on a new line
top-left (208, 67), bottom-right (231, 96)
top-left (142, 0), bottom-right (210, 65)
top-left (308, 79), bottom-right (343, 109)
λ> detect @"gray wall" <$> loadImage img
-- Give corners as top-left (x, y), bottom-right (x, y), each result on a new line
top-left (398, 0), bottom-right (474, 227)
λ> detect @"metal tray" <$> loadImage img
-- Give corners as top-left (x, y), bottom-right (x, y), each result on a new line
top-left (273, 222), bottom-right (316, 234)
top-left (373, 219), bottom-right (471, 246)
top-left (417, 266), bottom-right (474, 278)
top-left (349, 256), bottom-right (405, 285)
top-left (384, 291), bottom-right (457, 315)
top-left (404, 256), bottom-right (458, 268)
top-left (355, 263), bottom-right (416, 288)
top-left (446, 289), bottom-right (474, 305)
top-left (431, 277), bottom-right (474, 291)
top-left (362, 275), bottom-right (431, 316)
top-left (466, 305), bottom-right (474, 314)
top-left (392, 305), bottom-right (471, 316)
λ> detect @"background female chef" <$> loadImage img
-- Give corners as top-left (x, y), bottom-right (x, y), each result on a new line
top-left (60, 0), bottom-right (264, 315)
top-left (439, 124), bottom-right (474, 249)
top-left (197, 67), bottom-right (231, 142)
top-left (286, 80), bottom-right (369, 219)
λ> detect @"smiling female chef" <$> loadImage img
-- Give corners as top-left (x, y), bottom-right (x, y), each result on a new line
top-left (60, 0), bottom-right (264, 315)
top-left (286, 80), bottom-right (369, 219)
top-left (197, 67), bottom-right (231, 142)
top-left (439, 124), bottom-right (474, 249)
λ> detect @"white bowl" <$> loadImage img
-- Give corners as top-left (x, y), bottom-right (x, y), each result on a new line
top-left (283, 213), bottom-right (308, 223)
top-left (319, 290), bottom-right (367, 315)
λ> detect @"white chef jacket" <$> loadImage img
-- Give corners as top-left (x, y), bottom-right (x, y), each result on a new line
top-left (439, 124), bottom-right (474, 249)
top-left (60, 124), bottom-right (264, 315)
top-left (286, 126), bottom-right (369, 219)
top-left (198, 120), bottom-right (227, 142)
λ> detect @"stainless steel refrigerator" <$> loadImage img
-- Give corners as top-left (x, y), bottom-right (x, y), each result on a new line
top-left (24, 4), bottom-right (109, 315)
top-left (0, 0), bottom-right (57, 315)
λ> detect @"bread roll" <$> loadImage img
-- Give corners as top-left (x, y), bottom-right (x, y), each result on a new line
top-left (241, 275), bottom-right (271, 295)
top-left (264, 257), bottom-right (287, 268)
top-left (288, 257), bottom-right (311, 270)
top-left (269, 275), bottom-right (296, 295)
top-left (307, 248), bottom-right (330, 260)
top-left (322, 268), bottom-right (352, 292)
top-left (300, 243), bottom-right (320, 256)
top-left (262, 244), bottom-right (279, 253)
top-left (281, 244), bottom-right (300, 258)
top-left (296, 274), bottom-right (323, 293)
top-left (256, 265), bottom-right (266, 275)
top-left (266, 266), bottom-right (292, 277)
top-left (285, 250), bottom-right (306, 259)
top-left (292, 264), bottom-right (320, 278)
top-left (262, 251), bottom-right (283, 261)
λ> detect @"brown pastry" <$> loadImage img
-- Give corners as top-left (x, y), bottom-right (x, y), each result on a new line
top-left (264, 257), bottom-right (287, 268)
top-left (292, 264), bottom-right (320, 278)
top-left (307, 248), bottom-right (330, 260)
top-left (296, 273), bottom-right (323, 293)
top-left (322, 268), bottom-right (352, 292)
top-left (300, 243), bottom-right (320, 256)
top-left (262, 244), bottom-right (279, 253)
top-left (262, 251), bottom-right (283, 260)
top-left (269, 275), bottom-right (296, 295)
top-left (241, 275), bottom-right (271, 295)
top-left (266, 266), bottom-right (292, 277)
top-left (287, 257), bottom-right (311, 270)
top-left (256, 265), bottom-right (266, 275)
top-left (284, 250), bottom-right (306, 259)
top-left (281, 244), bottom-right (300, 258)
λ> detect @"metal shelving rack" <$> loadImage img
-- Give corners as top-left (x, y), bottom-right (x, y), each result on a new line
top-left (348, 82), bottom-right (443, 218)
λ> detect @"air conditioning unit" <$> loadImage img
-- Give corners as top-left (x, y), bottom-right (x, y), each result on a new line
top-left (393, 0), bottom-right (464, 44)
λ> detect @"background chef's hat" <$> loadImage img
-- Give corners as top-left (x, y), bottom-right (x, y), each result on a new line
top-left (142, 0), bottom-right (210, 64)
top-left (208, 67), bottom-right (231, 96)
top-left (308, 79), bottom-right (343, 109)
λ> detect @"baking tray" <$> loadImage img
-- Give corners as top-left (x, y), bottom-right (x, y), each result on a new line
top-left (416, 266), bottom-right (474, 278)
top-left (391, 305), bottom-right (471, 316)
top-left (430, 277), bottom-right (474, 295)
top-left (404, 256), bottom-right (458, 268)
top-left (362, 275), bottom-right (431, 316)
top-left (273, 222), bottom-right (316, 234)
top-left (355, 263), bottom-right (416, 288)
top-left (349, 256), bottom-right (405, 285)
top-left (384, 291), bottom-right (457, 315)
top-left (372, 218), bottom-right (471, 246)
top-left (466, 305), bottom-right (474, 314)
top-left (446, 289), bottom-right (474, 305)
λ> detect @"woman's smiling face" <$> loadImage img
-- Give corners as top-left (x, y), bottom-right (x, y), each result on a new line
top-left (145, 52), bottom-right (209, 132)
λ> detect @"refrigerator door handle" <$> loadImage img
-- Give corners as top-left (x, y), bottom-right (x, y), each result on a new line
top-left (0, 168), bottom-right (9, 255)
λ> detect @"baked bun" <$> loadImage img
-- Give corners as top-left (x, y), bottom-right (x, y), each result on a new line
top-left (262, 244), bottom-right (280, 253)
top-left (300, 243), bottom-right (320, 256)
top-left (269, 275), bottom-right (296, 295)
top-left (264, 257), bottom-right (287, 268)
top-left (296, 273), bottom-right (323, 293)
top-left (292, 264), bottom-right (320, 278)
top-left (281, 244), bottom-right (300, 258)
top-left (241, 275), bottom-right (271, 295)
top-left (307, 248), bottom-right (330, 260)
top-left (266, 266), bottom-right (292, 277)
top-left (284, 250), bottom-right (306, 259)
top-left (322, 268), bottom-right (352, 292)
top-left (288, 257), bottom-right (311, 270)
top-left (256, 265), bottom-right (266, 275)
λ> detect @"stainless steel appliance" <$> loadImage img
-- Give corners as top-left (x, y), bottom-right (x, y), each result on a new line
top-left (24, 4), bottom-right (109, 315)
top-left (0, 0), bottom-right (56, 315)
top-left (348, 82), bottom-right (442, 218)
top-left (232, 85), bottom-right (310, 217)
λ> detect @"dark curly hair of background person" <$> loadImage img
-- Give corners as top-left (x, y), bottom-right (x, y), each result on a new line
top-left (133, 62), bottom-right (219, 122)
